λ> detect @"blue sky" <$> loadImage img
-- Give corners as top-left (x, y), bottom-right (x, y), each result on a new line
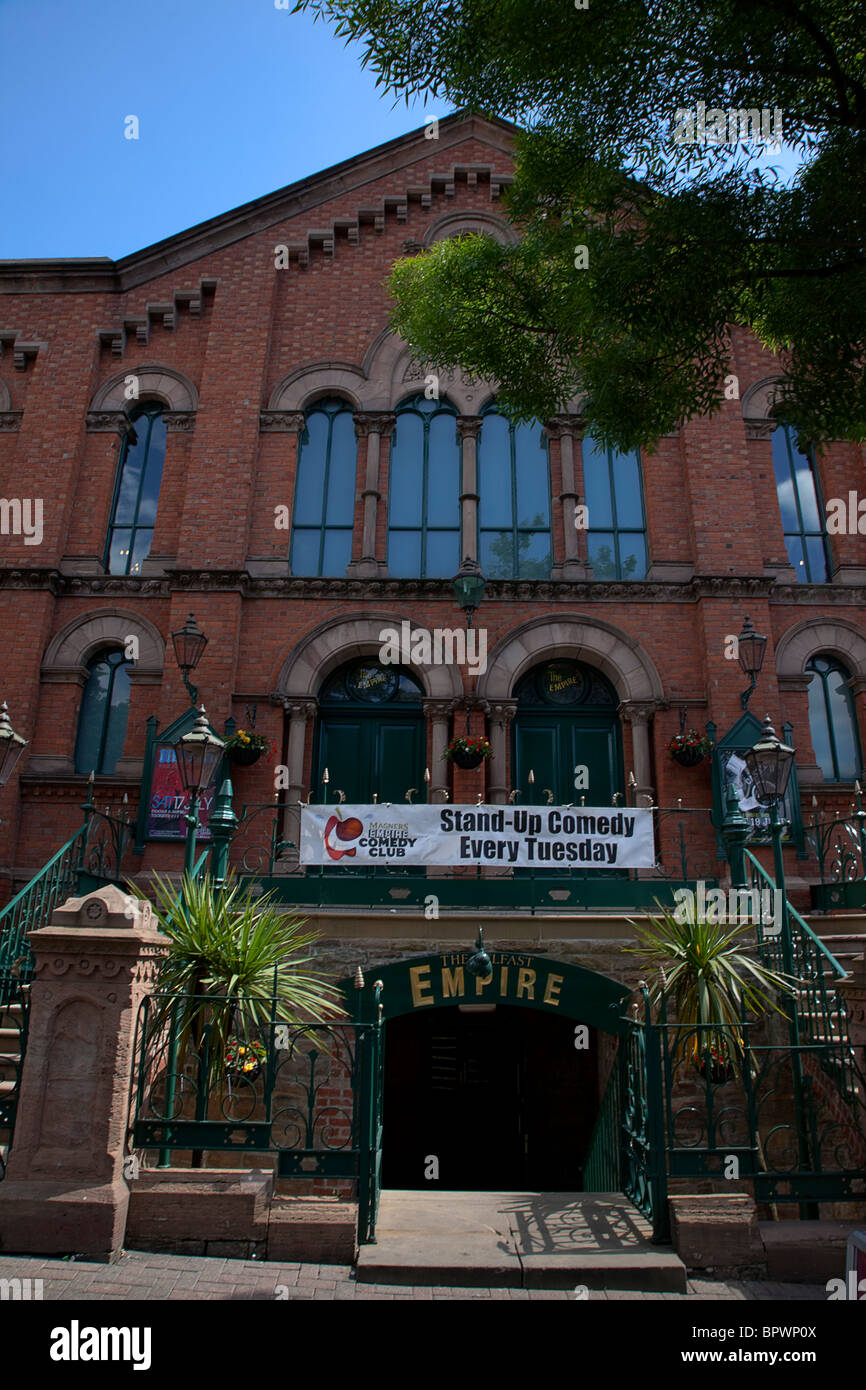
top-left (0, 0), bottom-right (449, 259)
top-left (1, 0), bottom-right (806, 262)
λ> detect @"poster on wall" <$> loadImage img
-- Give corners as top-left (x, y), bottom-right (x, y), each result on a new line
top-left (719, 748), bottom-right (797, 843)
top-left (301, 804), bottom-right (654, 868)
top-left (146, 744), bottom-right (214, 841)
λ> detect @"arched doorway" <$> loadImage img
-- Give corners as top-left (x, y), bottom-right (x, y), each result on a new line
top-left (511, 658), bottom-right (624, 806)
top-left (313, 658), bottom-right (425, 803)
top-left (384, 1005), bottom-right (598, 1190)
top-left (349, 950), bottom-right (630, 1200)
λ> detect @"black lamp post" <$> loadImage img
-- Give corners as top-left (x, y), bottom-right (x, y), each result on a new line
top-left (452, 557), bottom-right (486, 630)
top-left (175, 707), bottom-right (225, 877)
top-left (737, 616), bottom-right (767, 711)
top-left (0, 702), bottom-right (27, 826)
top-left (171, 612), bottom-right (209, 705)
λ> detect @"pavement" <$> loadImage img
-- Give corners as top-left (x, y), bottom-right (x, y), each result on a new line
top-left (0, 1251), bottom-right (829, 1299)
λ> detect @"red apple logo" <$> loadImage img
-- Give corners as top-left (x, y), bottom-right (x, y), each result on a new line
top-left (324, 813), bottom-right (363, 861)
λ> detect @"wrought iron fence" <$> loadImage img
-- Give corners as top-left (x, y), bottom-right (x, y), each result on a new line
top-left (805, 787), bottom-right (866, 909)
top-left (128, 992), bottom-right (382, 1234)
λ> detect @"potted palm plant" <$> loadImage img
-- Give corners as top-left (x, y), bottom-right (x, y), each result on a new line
top-left (131, 872), bottom-right (345, 1123)
top-left (627, 897), bottom-right (795, 1082)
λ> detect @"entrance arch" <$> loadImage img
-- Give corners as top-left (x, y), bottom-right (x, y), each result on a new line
top-left (346, 950), bottom-right (630, 1194)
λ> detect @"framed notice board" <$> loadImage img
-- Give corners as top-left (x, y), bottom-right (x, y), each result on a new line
top-left (134, 706), bottom-right (228, 852)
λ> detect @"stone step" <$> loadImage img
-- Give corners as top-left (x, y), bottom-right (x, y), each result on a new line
top-left (356, 1190), bottom-right (688, 1291)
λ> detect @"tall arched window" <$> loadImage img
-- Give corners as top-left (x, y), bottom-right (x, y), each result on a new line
top-left (291, 398), bottom-right (357, 576)
top-left (74, 649), bottom-right (132, 774)
top-left (387, 396), bottom-right (460, 578)
top-left (581, 436), bottom-right (648, 580)
top-left (806, 655), bottom-right (862, 781)
top-left (772, 424), bottom-right (830, 582)
top-left (105, 404), bottom-right (167, 574)
top-left (478, 408), bottom-right (551, 579)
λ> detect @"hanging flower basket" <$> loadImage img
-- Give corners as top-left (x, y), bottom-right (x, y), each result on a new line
top-left (443, 736), bottom-right (492, 771)
top-left (695, 1043), bottom-right (736, 1085)
top-left (224, 729), bottom-right (270, 767)
top-left (225, 1037), bottom-right (267, 1083)
top-left (668, 730), bottom-right (713, 767)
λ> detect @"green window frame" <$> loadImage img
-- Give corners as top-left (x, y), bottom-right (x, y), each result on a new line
top-left (74, 649), bottom-right (132, 775)
top-left (806, 654), bottom-right (862, 782)
top-left (771, 423), bottom-right (831, 582)
top-left (581, 435), bottom-right (648, 580)
top-left (105, 404), bottom-right (167, 575)
top-left (290, 398), bottom-right (357, 577)
top-left (478, 407), bottom-right (552, 579)
top-left (387, 395), bottom-right (461, 578)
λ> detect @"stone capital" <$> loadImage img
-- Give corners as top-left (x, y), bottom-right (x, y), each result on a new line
top-left (488, 701), bottom-right (518, 724)
top-left (163, 411), bottom-right (195, 433)
top-left (353, 412), bottom-right (395, 438)
top-left (543, 415), bottom-right (583, 441)
top-left (618, 699), bottom-right (663, 726)
top-left (456, 416), bottom-right (483, 442)
top-left (744, 419), bottom-right (775, 441)
top-left (282, 697), bottom-right (318, 721)
top-left (423, 698), bottom-right (459, 720)
top-left (260, 410), bottom-right (306, 433)
top-left (85, 410), bottom-right (131, 435)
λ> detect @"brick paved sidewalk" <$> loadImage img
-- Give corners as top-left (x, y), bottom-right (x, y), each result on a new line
top-left (0, 1252), bottom-right (828, 1300)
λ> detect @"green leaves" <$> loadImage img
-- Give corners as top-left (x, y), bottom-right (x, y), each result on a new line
top-left (129, 872), bottom-right (345, 1076)
top-left (296, 0), bottom-right (866, 445)
top-left (626, 898), bottom-right (796, 1071)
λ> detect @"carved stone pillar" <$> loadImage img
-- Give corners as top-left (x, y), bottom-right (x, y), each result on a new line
top-left (487, 701), bottom-right (518, 804)
top-left (351, 412), bottom-right (393, 577)
top-left (0, 885), bottom-right (167, 1259)
top-left (250, 412), bottom-right (306, 579)
top-left (280, 697), bottom-right (317, 864)
top-left (546, 416), bottom-right (588, 580)
top-left (423, 699), bottom-right (456, 802)
top-left (457, 417), bottom-right (483, 562)
top-left (618, 701), bottom-right (660, 806)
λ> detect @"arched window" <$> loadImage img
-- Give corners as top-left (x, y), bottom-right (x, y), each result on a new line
top-left (806, 655), bottom-right (862, 781)
top-left (74, 649), bottom-right (132, 774)
top-left (291, 398), bottom-right (357, 577)
top-left (581, 436), bottom-right (648, 580)
top-left (478, 408), bottom-right (551, 579)
top-left (105, 404), bottom-right (167, 575)
top-left (772, 424), bottom-right (830, 582)
top-left (388, 396), bottom-right (460, 578)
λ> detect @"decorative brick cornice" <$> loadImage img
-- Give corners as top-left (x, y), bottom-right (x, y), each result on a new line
top-left (260, 410), bottom-right (306, 433)
top-left (2, 565), bottom-right (865, 608)
top-left (0, 411), bottom-right (23, 431)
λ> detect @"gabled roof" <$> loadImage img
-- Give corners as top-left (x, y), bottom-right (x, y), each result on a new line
top-left (0, 110), bottom-right (519, 293)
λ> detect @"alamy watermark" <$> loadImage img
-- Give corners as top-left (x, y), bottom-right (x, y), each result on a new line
top-left (379, 620), bottom-right (487, 676)
top-left (673, 882), bottom-right (782, 936)
top-left (673, 103), bottom-right (784, 150)
top-left (0, 498), bottom-right (43, 545)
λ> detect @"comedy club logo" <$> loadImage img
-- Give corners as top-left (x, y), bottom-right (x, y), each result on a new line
top-left (323, 810), bottom-right (364, 860)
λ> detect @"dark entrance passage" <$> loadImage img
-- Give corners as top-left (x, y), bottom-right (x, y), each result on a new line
top-left (382, 1005), bottom-right (599, 1191)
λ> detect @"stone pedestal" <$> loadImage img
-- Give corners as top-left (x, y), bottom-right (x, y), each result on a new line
top-left (0, 885), bottom-right (167, 1261)
top-left (668, 1194), bottom-right (767, 1278)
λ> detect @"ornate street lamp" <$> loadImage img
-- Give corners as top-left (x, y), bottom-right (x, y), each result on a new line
top-left (175, 707), bottom-right (225, 877)
top-left (743, 714), bottom-right (812, 1203)
top-left (737, 615), bottom-right (767, 711)
top-left (743, 714), bottom-right (795, 808)
top-left (171, 612), bottom-right (208, 705)
top-left (0, 702), bottom-right (27, 788)
top-left (452, 557), bottom-right (486, 630)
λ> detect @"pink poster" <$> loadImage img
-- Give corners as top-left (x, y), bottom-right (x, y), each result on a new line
top-left (147, 745), bottom-right (214, 840)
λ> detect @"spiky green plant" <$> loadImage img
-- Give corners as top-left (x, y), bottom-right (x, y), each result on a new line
top-left (626, 899), bottom-right (796, 1076)
top-left (131, 871), bottom-right (345, 1079)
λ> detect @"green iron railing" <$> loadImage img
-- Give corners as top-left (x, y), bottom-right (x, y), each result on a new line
top-left (0, 823), bottom-right (91, 1006)
top-left (805, 787), bottom-right (866, 910)
top-left (583, 1055), bottom-right (622, 1195)
top-left (128, 992), bottom-right (383, 1241)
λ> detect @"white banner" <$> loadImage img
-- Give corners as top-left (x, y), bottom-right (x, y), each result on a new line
top-left (300, 804), bottom-right (655, 868)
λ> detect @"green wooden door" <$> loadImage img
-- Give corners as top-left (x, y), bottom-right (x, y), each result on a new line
top-left (315, 716), bottom-right (425, 804)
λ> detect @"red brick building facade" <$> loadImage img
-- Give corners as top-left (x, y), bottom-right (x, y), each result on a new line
top-left (1, 108), bottom-right (865, 904)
